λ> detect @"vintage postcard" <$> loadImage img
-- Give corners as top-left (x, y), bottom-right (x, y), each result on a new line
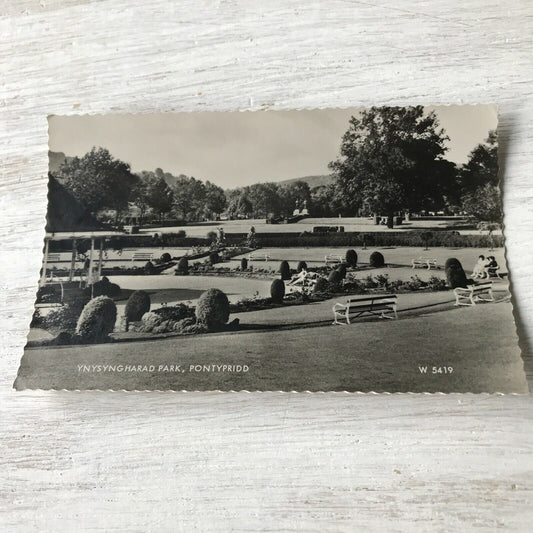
top-left (14, 106), bottom-right (528, 392)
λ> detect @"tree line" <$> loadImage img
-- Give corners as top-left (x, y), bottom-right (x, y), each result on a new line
top-left (51, 106), bottom-right (501, 229)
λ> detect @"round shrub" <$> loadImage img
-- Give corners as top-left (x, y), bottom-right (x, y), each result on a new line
top-left (346, 249), bottom-right (358, 267)
top-left (75, 296), bottom-right (117, 343)
top-left (141, 311), bottom-right (164, 331)
top-left (195, 288), bottom-right (230, 330)
top-left (336, 263), bottom-right (347, 279)
top-left (209, 251), bottom-right (220, 265)
top-left (297, 261), bottom-right (307, 273)
top-left (241, 257), bottom-right (248, 270)
top-left (124, 290), bottom-right (151, 328)
top-left (369, 251), bottom-right (385, 268)
top-left (144, 261), bottom-right (156, 274)
top-left (175, 257), bottom-right (189, 275)
top-left (270, 279), bottom-right (285, 304)
top-left (279, 260), bottom-right (291, 281)
top-left (445, 257), bottom-right (469, 289)
top-left (328, 270), bottom-right (343, 286)
top-left (160, 252), bottom-right (171, 263)
top-left (444, 257), bottom-right (462, 271)
top-left (313, 276), bottom-right (329, 294)
top-left (41, 299), bottom-right (88, 332)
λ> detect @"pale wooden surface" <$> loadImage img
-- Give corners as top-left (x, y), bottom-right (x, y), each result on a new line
top-left (1, 1), bottom-right (532, 531)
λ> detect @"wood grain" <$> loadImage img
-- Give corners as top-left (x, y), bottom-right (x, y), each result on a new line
top-left (1, 1), bottom-right (532, 530)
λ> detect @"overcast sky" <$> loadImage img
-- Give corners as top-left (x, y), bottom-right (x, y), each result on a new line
top-left (49, 105), bottom-right (497, 189)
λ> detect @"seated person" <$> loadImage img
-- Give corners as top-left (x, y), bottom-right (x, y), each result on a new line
top-left (486, 256), bottom-right (499, 276)
top-left (472, 255), bottom-right (489, 279)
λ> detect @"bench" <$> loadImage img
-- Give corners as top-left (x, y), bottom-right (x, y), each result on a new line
top-left (325, 254), bottom-right (343, 265)
top-left (412, 257), bottom-right (437, 270)
top-left (131, 252), bottom-right (153, 263)
top-left (454, 282), bottom-right (494, 307)
top-left (248, 253), bottom-right (270, 261)
top-left (332, 294), bottom-right (398, 324)
top-left (46, 253), bottom-right (61, 263)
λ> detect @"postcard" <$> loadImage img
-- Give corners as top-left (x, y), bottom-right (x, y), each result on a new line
top-left (14, 106), bottom-right (528, 392)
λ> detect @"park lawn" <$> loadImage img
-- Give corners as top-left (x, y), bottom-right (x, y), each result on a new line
top-left (15, 300), bottom-right (526, 393)
top-left (221, 246), bottom-right (507, 274)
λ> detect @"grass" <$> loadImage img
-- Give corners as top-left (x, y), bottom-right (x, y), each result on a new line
top-left (16, 296), bottom-right (526, 393)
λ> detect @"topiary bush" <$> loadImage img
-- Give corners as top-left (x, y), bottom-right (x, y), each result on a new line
top-left (175, 257), bottom-right (189, 275)
top-left (279, 260), bottom-right (291, 281)
top-left (195, 288), bottom-right (230, 330)
top-left (445, 257), bottom-right (469, 289)
top-left (313, 276), bottom-right (329, 294)
top-left (86, 276), bottom-right (121, 299)
top-left (328, 269), bottom-right (343, 288)
top-left (153, 303), bottom-right (195, 322)
top-left (241, 257), bottom-right (248, 270)
top-left (209, 251), bottom-right (220, 265)
top-left (75, 296), bottom-right (117, 343)
top-left (41, 298), bottom-right (88, 332)
top-left (369, 251), bottom-right (385, 267)
top-left (346, 249), bottom-right (358, 267)
top-left (336, 263), bottom-right (347, 279)
top-left (160, 252), bottom-right (172, 263)
top-left (297, 261), bottom-right (307, 272)
top-left (270, 279), bottom-right (285, 304)
top-left (144, 261), bottom-right (156, 274)
top-left (124, 290), bottom-right (151, 330)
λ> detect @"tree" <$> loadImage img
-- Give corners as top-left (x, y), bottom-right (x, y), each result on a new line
top-left (57, 147), bottom-right (138, 223)
top-left (203, 181), bottom-right (227, 218)
top-left (329, 106), bottom-right (452, 227)
top-left (459, 132), bottom-right (501, 223)
top-left (226, 190), bottom-right (253, 219)
top-left (459, 131), bottom-right (498, 193)
top-left (462, 183), bottom-right (502, 224)
top-left (145, 176), bottom-right (174, 224)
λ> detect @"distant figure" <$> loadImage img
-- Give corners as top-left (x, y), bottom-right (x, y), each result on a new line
top-left (472, 255), bottom-right (489, 279)
top-left (486, 256), bottom-right (499, 277)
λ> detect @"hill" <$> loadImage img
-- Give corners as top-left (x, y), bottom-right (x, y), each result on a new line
top-left (275, 174), bottom-right (334, 189)
top-left (48, 151), bottom-right (74, 174)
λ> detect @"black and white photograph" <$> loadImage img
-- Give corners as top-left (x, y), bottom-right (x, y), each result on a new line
top-left (14, 105), bottom-right (528, 392)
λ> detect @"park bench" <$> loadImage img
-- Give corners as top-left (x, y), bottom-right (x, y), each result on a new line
top-left (332, 294), bottom-right (398, 324)
top-left (412, 257), bottom-right (438, 270)
top-left (454, 282), bottom-right (494, 307)
top-left (325, 254), bottom-right (343, 265)
top-left (131, 251), bottom-right (153, 263)
top-left (46, 253), bottom-right (61, 263)
top-left (247, 253), bottom-right (270, 261)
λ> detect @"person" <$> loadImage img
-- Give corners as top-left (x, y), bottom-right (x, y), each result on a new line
top-left (472, 255), bottom-right (489, 279)
top-left (486, 256), bottom-right (499, 277)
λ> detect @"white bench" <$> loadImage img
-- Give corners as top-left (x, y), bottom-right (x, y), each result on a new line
top-left (248, 253), bottom-right (270, 261)
top-left (131, 252), bottom-right (154, 263)
top-left (46, 253), bottom-right (61, 263)
top-left (412, 257), bottom-right (437, 270)
top-left (454, 282), bottom-right (494, 307)
top-left (332, 294), bottom-right (398, 324)
top-left (325, 254), bottom-right (343, 265)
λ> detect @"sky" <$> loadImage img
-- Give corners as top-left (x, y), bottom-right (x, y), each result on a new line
top-left (48, 105), bottom-right (497, 189)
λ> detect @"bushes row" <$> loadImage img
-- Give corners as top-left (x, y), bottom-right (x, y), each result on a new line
top-left (222, 231), bottom-right (504, 249)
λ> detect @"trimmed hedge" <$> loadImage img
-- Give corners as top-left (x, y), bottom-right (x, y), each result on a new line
top-left (369, 251), bottom-right (385, 267)
top-left (76, 296), bottom-right (117, 343)
top-left (297, 261), bottom-right (308, 272)
top-left (195, 288), bottom-right (230, 330)
top-left (159, 252), bottom-right (172, 263)
top-left (209, 251), bottom-right (220, 264)
top-left (241, 257), bottom-right (248, 270)
top-left (270, 279), bottom-right (285, 304)
top-left (345, 249), bottom-right (358, 266)
top-left (175, 257), bottom-right (189, 275)
top-left (124, 290), bottom-right (151, 328)
top-left (445, 257), bottom-right (469, 288)
top-left (336, 263), bottom-right (347, 279)
top-left (279, 260), bottom-right (291, 281)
